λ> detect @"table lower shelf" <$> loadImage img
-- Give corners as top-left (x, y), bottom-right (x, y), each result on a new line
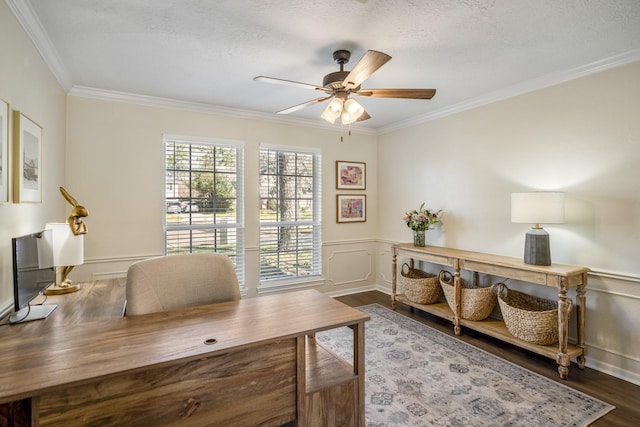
top-left (394, 294), bottom-right (585, 362)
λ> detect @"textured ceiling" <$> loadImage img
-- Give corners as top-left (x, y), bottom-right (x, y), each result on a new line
top-left (9, 0), bottom-right (640, 131)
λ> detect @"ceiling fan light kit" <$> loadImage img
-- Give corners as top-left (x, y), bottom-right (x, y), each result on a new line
top-left (255, 49), bottom-right (436, 126)
top-left (321, 93), bottom-right (366, 125)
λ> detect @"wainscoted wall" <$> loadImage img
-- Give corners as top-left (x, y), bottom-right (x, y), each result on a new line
top-left (73, 254), bottom-right (159, 282)
top-left (324, 240), bottom-right (375, 287)
top-left (72, 239), bottom-right (381, 298)
top-left (582, 272), bottom-right (640, 385)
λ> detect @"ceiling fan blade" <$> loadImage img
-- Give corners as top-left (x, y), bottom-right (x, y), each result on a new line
top-left (254, 76), bottom-right (329, 93)
top-left (356, 110), bottom-right (371, 122)
top-left (277, 96), bottom-right (333, 115)
top-left (356, 88), bottom-right (436, 99)
top-left (342, 50), bottom-right (391, 90)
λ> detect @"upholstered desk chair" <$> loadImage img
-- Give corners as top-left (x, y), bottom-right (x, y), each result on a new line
top-left (125, 253), bottom-right (241, 315)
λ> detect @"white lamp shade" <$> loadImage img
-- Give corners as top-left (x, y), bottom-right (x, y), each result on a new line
top-left (341, 98), bottom-right (365, 124)
top-left (511, 192), bottom-right (565, 224)
top-left (45, 223), bottom-right (84, 267)
top-left (320, 98), bottom-right (343, 123)
top-left (36, 229), bottom-right (54, 268)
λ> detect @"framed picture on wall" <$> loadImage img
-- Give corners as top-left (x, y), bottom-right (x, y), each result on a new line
top-left (0, 98), bottom-right (8, 203)
top-left (336, 160), bottom-right (366, 190)
top-left (336, 194), bottom-right (366, 223)
top-left (13, 111), bottom-right (42, 203)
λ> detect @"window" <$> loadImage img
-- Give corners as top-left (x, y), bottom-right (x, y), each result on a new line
top-left (164, 136), bottom-right (244, 287)
top-left (259, 145), bottom-right (321, 286)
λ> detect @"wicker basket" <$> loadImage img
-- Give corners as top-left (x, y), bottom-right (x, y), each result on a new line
top-left (439, 270), bottom-right (497, 321)
top-left (496, 283), bottom-right (572, 345)
top-left (400, 263), bottom-right (441, 304)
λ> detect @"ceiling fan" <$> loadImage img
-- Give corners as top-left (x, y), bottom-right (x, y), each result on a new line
top-left (254, 49), bottom-right (436, 125)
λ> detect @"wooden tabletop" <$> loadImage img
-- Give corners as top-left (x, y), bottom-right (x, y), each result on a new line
top-left (0, 280), bottom-right (369, 404)
top-left (393, 243), bottom-right (590, 277)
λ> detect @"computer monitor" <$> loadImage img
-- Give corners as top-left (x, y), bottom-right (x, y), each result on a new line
top-left (9, 230), bottom-right (57, 324)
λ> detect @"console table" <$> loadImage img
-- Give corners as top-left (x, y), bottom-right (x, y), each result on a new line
top-left (0, 279), bottom-right (369, 426)
top-left (391, 243), bottom-right (589, 379)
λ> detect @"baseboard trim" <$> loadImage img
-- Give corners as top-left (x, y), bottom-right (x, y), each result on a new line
top-left (586, 358), bottom-right (640, 387)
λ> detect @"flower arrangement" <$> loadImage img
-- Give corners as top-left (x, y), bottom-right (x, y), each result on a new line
top-left (403, 202), bottom-right (442, 231)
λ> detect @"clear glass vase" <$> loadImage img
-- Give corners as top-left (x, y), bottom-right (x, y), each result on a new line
top-left (413, 230), bottom-right (426, 247)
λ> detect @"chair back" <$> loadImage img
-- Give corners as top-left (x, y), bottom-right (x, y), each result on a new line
top-left (125, 253), bottom-right (240, 315)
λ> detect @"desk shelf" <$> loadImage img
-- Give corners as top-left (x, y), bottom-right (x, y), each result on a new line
top-left (305, 336), bottom-right (357, 394)
top-left (304, 337), bottom-right (359, 427)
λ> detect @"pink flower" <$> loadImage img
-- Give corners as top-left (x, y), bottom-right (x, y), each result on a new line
top-left (402, 202), bottom-right (443, 231)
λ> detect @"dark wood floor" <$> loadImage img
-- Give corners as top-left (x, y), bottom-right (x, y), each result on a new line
top-left (335, 290), bottom-right (639, 427)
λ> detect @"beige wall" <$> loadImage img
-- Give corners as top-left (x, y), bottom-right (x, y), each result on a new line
top-left (0, 3), bottom-right (67, 308)
top-left (376, 61), bottom-right (640, 384)
top-left (65, 96), bottom-right (380, 297)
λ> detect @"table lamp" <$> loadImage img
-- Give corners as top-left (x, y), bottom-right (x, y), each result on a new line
top-left (511, 192), bottom-right (565, 266)
top-left (43, 222), bottom-right (84, 294)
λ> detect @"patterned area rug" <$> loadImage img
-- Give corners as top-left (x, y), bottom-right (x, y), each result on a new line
top-left (316, 304), bottom-right (614, 427)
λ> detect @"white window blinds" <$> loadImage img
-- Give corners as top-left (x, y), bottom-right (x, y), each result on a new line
top-left (259, 145), bottom-right (321, 285)
top-left (164, 136), bottom-right (244, 288)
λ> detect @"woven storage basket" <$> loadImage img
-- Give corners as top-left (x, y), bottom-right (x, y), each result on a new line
top-left (400, 263), bottom-right (441, 304)
top-left (439, 270), bottom-right (497, 321)
top-left (496, 283), bottom-right (572, 345)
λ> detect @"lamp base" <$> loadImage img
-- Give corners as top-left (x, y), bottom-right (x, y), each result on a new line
top-left (524, 228), bottom-right (551, 266)
top-left (44, 280), bottom-right (81, 295)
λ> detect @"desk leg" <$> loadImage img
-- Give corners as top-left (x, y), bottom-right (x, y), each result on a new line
top-left (391, 248), bottom-right (398, 309)
top-left (297, 335), bottom-right (306, 423)
top-left (351, 322), bottom-right (366, 427)
top-left (576, 275), bottom-right (587, 369)
top-left (556, 277), bottom-right (571, 379)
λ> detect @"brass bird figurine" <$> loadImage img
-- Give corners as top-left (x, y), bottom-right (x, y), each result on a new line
top-left (60, 186), bottom-right (89, 235)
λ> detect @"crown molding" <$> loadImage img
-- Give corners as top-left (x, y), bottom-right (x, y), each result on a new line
top-left (379, 48), bottom-right (640, 135)
top-left (6, 0), bottom-right (73, 91)
top-left (68, 86), bottom-right (377, 135)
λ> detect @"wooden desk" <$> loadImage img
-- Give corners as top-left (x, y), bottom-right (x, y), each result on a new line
top-left (0, 279), bottom-right (368, 426)
top-left (391, 244), bottom-right (589, 379)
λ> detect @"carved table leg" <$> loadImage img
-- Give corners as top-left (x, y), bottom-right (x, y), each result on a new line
top-left (453, 260), bottom-right (461, 336)
top-left (577, 357), bottom-right (586, 370)
top-left (576, 277), bottom-right (587, 369)
top-left (391, 248), bottom-right (398, 309)
top-left (557, 359), bottom-right (569, 380)
top-left (556, 277), bottom-right (571, 379)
